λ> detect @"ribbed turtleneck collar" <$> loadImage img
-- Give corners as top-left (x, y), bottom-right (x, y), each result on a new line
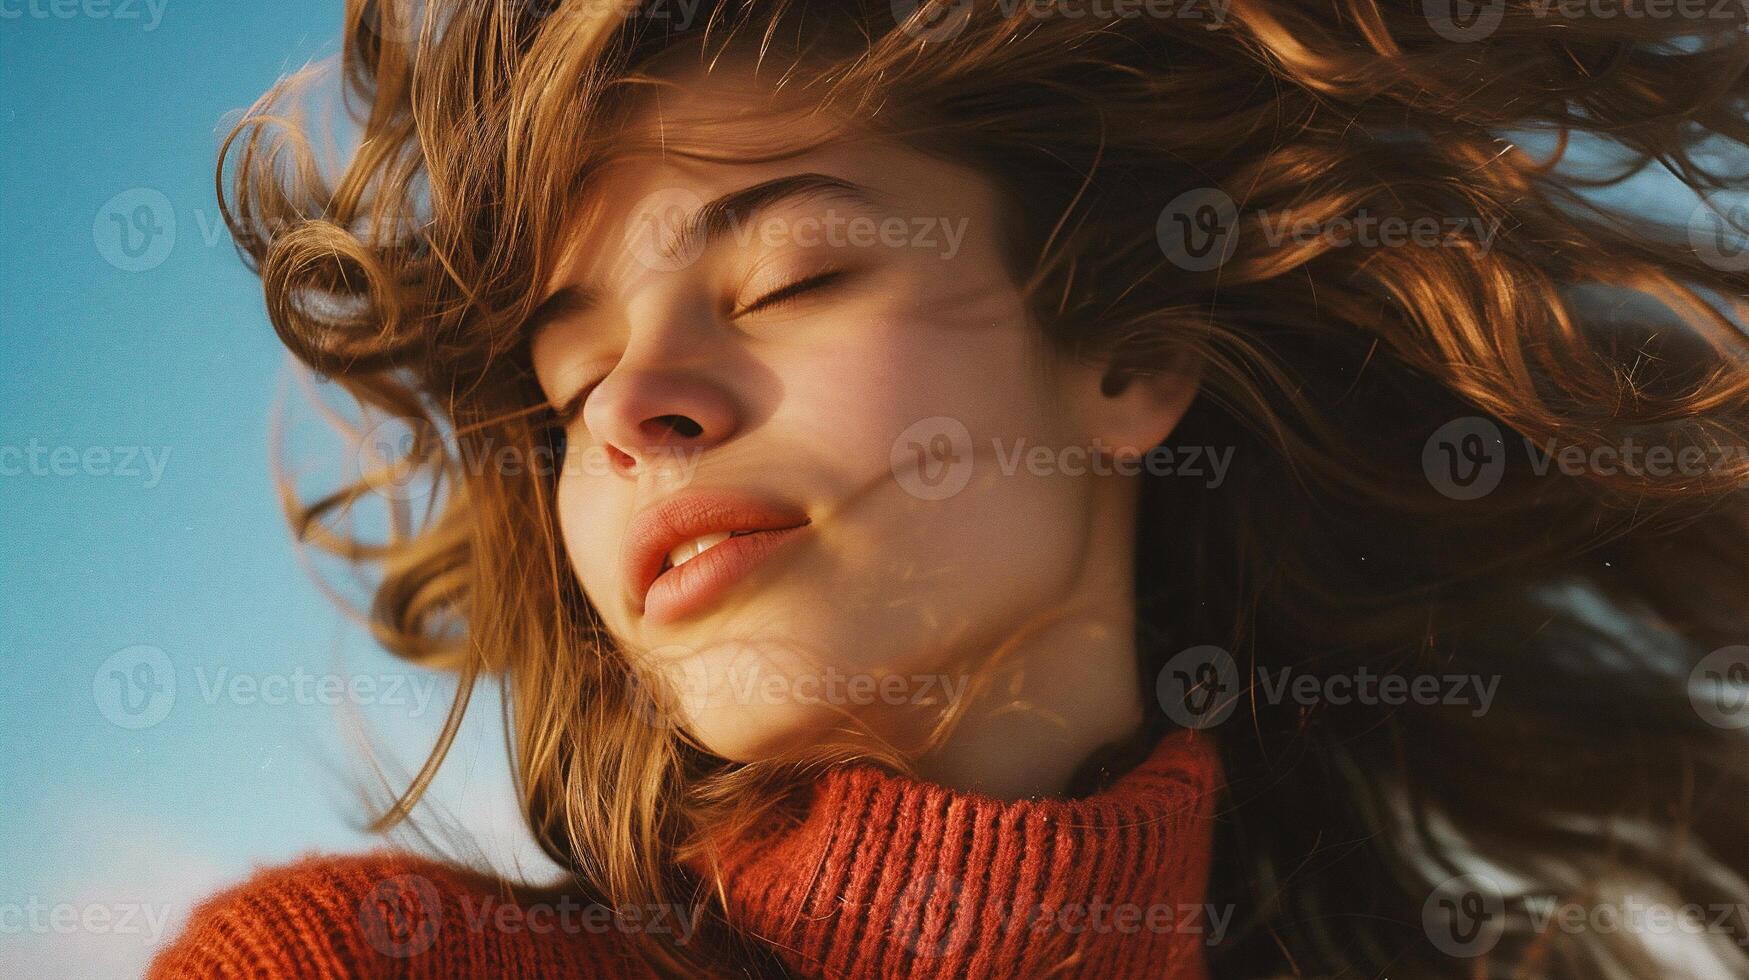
top-left (712, 730), bottom-right (1223, 979)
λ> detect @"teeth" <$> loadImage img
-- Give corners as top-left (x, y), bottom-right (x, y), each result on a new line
top-left (665, 531), bottom-right (733, 572)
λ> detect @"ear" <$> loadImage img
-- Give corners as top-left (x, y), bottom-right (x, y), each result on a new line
top-left (1062, 352), bottom-right (1202, 461)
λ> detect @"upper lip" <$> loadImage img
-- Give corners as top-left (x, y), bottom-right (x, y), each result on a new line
top-left (622, 489), bottom-right (811, 612)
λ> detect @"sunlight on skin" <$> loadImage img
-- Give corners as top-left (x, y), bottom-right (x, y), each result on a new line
top-left (530, 68), bottom-right (1198, 799)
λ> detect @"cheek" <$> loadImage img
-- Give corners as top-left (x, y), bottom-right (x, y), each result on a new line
top-left (778, 304), bottom-right (1064, 471)
top-left (554, 468), bottom-right (630, 628)
top-left (763, 310), bottom-right (1096, 657)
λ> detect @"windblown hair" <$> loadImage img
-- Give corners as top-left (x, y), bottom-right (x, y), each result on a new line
top-left (221, 0), bottom-right (1749, 976)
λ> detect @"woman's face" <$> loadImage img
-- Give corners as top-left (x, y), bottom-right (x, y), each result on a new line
top-left (530, 75), bottom-right (1184, 762)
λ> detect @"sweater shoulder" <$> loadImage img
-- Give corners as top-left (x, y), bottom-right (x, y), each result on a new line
top-left (149, 850), bottom-right (656, 979)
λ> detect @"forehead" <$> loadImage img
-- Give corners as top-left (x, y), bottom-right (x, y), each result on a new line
top-left (543, 68), bottom-right (1002, 294)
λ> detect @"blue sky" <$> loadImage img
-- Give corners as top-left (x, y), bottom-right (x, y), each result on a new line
top-left (0, 6), bottom-right (554, 977)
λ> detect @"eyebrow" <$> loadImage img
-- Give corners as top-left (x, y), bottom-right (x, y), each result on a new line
top-left (521, 172), bottom-right (881, 339)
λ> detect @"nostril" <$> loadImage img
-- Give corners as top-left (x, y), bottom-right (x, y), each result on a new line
top-left (650, 415), bottom-right (704, 439)
top-left (606, 445), bottom-right (637, 473)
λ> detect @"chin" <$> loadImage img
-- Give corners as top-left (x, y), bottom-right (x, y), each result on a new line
top-left (684, 703), bottom-right (847, 764)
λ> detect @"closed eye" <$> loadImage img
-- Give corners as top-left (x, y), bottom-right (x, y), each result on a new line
top-left (548, 379), bottom-right (601, 429)
top-left (731, 268), bottom-right (851, 318)
top-left (544, 268), bottom-right (850, 430)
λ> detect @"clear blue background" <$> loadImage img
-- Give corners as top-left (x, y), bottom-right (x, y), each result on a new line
top-left (0, 6), bottom-right (553, 978)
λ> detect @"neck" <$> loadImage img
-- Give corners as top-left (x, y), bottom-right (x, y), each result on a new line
top-left (913, 610), bottom-right (1145, 799)
top-left (906, 488), bottom-right (1146, 800)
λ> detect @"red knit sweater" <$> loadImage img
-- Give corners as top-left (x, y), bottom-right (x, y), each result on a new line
top-left (150, 730), bottom-right (1221, 978)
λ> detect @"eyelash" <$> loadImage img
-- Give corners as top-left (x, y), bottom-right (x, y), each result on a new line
top-left (730, 267), bottom-right (849, 317)
top-left (546, 268), bottom-right (850, 430)
top-left (549, 381), bottom-right (598, 430)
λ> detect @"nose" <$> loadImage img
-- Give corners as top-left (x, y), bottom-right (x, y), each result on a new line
top-left (581, 341), bottom-right (739, 476)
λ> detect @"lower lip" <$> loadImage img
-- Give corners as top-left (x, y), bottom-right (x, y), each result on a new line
top-left (642, 525), bottom-right (809, 626)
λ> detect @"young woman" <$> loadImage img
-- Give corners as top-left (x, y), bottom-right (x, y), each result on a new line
top-left (154, 1), bottom-right (1748, 977)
